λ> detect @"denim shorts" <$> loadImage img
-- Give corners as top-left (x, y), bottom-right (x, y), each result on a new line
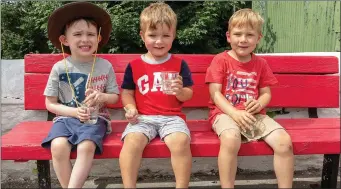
top-left (121, 115), bottom-right (191, 143)
top-left (41, 117), bottom-right (107, 154)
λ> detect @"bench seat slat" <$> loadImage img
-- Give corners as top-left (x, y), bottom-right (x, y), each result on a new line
top-left (7, 118), bottom-right (341, 133)
top-left (24, 73), bottom-right (340, 109)
top-left (2, 118), bottom-right (340, 160)
top-left (2, 129), bottom-right (339, 160)
top-left (25, 54), bottom-right (339, 74)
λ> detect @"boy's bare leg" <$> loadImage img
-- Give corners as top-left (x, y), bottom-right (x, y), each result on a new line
top-left (67, 140), bottom-right (96, 188)
top-left (263, 129), bottom-right (294, 188)
top-left (218, 129), bottom-right (241, 189)
top-left (50, 137), bottom-right (72, 188)
top-left (164, 132), bottom-right (192, 188)
top-left (119, 133), bottom-right (148, 188)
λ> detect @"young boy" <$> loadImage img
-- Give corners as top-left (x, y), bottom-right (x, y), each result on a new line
top-left (205, 9), bottom-right (294, 188)
top-left (119, 2), bottom-right (193, 188)
top-left (41, 2), bottom-right (120, 188)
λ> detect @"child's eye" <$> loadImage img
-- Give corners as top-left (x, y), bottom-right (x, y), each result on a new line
top-left (74, 33), bottom-right (81, 36)
top-left (148, 34), bottom-right (156, 37)
top-left (163, 35), bottom-right (170, 37)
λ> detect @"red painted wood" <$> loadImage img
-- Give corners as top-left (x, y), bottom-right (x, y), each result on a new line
top-left (8, 118), bottom-right (341, 133)
top-left (3, 54), bottom-right (339, 161)
top-left (25, 54), bottom-right (339, 74)
top-left (24, 73), bottom-right (340, 110)
top-left (1, 126), bottom-right (340, 160)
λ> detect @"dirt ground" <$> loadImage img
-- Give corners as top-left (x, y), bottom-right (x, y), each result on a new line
top-left (2, 168), bottom-right (340, 188)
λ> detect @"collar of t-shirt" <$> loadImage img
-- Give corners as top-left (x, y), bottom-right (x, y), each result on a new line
top-left (66, 56), bottom-right (97, 66)
top-left (141, 53), bottom-right (171, 65)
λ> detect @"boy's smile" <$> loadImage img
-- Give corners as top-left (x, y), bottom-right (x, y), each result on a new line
top-left (226, 26), bottom-right (261, 62)
top-left (79, 45), bottom-right (92, 52)
top-left (140, 23), bottom-right (175, 61)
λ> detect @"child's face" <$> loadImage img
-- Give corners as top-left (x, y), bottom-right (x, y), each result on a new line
top-left (226, 25), bottom-right (262, 61)
top-left (140, 23), bottom-right (175, 60)
top-left (59, 19), bottom-right (100, 60)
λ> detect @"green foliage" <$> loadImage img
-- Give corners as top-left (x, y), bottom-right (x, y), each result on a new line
top-left (266, 111), bottom-right (277, 118)
top-left (1, 1), bottom-right (251, 59)
top-left (1, 1), bottom-right (64, 58)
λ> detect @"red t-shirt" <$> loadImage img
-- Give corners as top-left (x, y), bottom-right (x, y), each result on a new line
top-left (121, 55), bottom-right (194, 121)
top-left (205, 51), bottom-right (278, 124)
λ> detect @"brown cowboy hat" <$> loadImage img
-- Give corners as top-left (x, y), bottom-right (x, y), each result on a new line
top-left (48, 1), bottom-right (112, 54)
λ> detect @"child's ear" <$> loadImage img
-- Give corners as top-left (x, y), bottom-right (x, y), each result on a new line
top-left (140, 31), bottom-right (144, 43)
top-left (256, 33), bottom-right (263, 44)
top-left (139, 31), bottom-right (145, 42)
top-left (98, 34), bottom-right (102, 43)
top-left (226, 31), bottom-right (231, 43)
top-left (59, 35), bottom-right (69, 46)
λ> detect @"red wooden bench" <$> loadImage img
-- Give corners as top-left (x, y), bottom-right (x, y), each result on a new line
top-left (2, 54), bottom-right (340, 189)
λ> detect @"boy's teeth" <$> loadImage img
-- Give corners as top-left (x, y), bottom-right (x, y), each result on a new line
top-left (80, 46), bottom-right (90, 49)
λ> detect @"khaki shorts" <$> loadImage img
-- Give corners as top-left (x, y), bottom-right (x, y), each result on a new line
top-left (212, 114), bottom-right (284, 143)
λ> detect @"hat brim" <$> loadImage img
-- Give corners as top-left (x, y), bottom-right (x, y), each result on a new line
top-left (48, 2), bottom-right (112, 54)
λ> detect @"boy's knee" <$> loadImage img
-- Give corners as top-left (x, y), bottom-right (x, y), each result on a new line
top-left (51, 137), bottom-right (71, 159)
top-left (77, 140), bottom-right (96, 155)
top-left (165, 132), bottom-right (190, 154)
top-left (273, 132), bottom-right (293, 155)
top-left (219, 129), bottom-right (241, 153)
top-left (122, 133), bottom-right (148, 152)
top-left (220, 129), bottom-right (241, 141)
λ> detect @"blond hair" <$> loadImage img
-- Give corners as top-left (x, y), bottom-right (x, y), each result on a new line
top-left (140, 2), bottom-right (177, 32)
top-left (228, 8), bottom-right (264, 34)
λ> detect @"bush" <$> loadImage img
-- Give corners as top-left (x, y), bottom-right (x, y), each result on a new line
top-left (1, 1), bottom-right (251, 59)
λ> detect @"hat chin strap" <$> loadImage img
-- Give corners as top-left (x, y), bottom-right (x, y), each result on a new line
top-left (60, 27), bottom-right (102, 108)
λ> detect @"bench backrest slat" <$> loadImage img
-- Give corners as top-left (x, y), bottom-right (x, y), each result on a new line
top-left (24, 54), bottom-right (339, 110)
top-left (25, 54), bottom-right (339, 74)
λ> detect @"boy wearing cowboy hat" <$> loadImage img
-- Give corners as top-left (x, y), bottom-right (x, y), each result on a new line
top-left (41, 2), bottom-right (119, 188)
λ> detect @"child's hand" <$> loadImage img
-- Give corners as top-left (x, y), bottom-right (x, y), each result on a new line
top-left (84, 88), bottom-right (106, 107)
top-left (124, 107), bottom-right (139, 124)
top-left (231, 110), bottom-right (256, 132)
top-left (171, 75), bottom-right (183, 96)
top-left (244, 99), bottom-right (263, 115)
top-left (77, 106), bottom-right (90, 122)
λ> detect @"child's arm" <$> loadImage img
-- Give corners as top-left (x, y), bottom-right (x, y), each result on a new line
top-left (209, 83), bottom-right (255, 132)
top-left (46, 96), bottom-right (77, 117)
top-left (245, 86), bottom-right (271, 115)
top-left (45, 96), bottom-right (89, 122)
top-left (120, 63), bottom-right (139, 124)
top-left (245, 61), bottom-right (278, 114)
top-left (84, 89), bottom-right (119, 106)
top-left (245, 60), bottom-right (278, 114)
top-left (175, 86), bottom-right (193, 102)
top-left (84, 64), bottom-right (120, 106)
top-left (174, 60), bottom-right (194, 102)
top-left (102, 93), bottom-right (120, 104)
top-left (172, 75), bottom-right (193, 102)
top-left (121, 89), bottom-right (139, 124)
top-left (121, 89), bottom-right (136, 109)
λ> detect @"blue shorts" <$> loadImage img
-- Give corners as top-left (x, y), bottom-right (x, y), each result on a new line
top-left (41, 117), bottom-right (107, 154)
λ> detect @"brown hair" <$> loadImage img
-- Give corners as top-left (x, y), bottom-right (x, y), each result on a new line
top-left (140, 2), bottom-right (177, 32)
top-left (228, 8), bottom-right (264, 34)
top-left (63, 17), bottom-right (99, 34)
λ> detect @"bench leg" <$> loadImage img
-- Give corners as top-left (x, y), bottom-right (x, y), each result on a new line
top-left (37, 160), bottom-right (51, 189)
top-left (321, 154), bottom-right (340, 188)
